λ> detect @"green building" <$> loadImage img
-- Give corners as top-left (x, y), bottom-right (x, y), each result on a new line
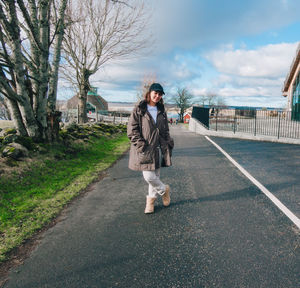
top-left (67, 87), bottom-right (108, 113)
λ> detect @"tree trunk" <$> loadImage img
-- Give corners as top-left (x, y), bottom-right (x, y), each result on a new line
top-left (6, 0), bottom-right (40, 138)
top-left (78, 88), bottom-right (88, 124)
top-left (36, 0), bottom-right (50, 138)
top-left (48, 0), bottom-right (68, 113)
top-left (0, 1), bottom-right (68, 142)
top-left (18, 100), bottom-right (41, 138)
top-left (180, 111), bottom-right (184, 122)
top-left (3, 98), bottom-right (12, 120)
top-left (6, 98), bottom-right (28, 136)
top-left (13, 51), bottom-right (40, 139)
top-left (27, 0), bottom-right (40, 113)
top-left (77, 70), bottom-right (91, 124)
top-left (46, 111), bottom-right (62, 142)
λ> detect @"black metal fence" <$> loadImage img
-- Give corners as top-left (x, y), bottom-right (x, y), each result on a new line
top-left (192, 106), bottom-right (210, 128)
top-left (209, 109), bottom-right (300, 139)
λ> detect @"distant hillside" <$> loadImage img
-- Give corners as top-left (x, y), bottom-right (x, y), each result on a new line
top-left (56, 100), bottom-right (283, 112)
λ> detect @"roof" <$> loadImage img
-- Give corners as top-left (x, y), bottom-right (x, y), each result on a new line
top-left (87, 94), bottom-right (108, 110)
top-left (67, 93), bottom-right (108, 110)
top-left (282, 42), bottom-right (300, 94)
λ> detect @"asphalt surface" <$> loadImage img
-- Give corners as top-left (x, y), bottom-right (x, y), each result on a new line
top-left (209, 136), bottom-right (300, 219)
top-left (3, 125), bottom-right (300, 288)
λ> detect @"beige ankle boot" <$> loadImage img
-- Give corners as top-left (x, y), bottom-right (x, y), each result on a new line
top-left (144, 196), bottom-right (156, 214)
top-left (162, 185), bottom-right (170, 207)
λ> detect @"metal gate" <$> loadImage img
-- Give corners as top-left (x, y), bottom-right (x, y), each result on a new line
top-left (192, 107), bottom-right (210, 128)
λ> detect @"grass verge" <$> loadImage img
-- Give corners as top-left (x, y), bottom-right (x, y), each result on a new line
top-left (0, 133), bottom-right (129, 262)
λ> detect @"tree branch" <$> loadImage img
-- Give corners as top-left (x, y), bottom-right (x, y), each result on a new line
top-left (16, 0), bottom-right (44, 51)
top-left (111, 0), bottom-right (133, 9)
top-left (0, 69), bottom-right (21, 102)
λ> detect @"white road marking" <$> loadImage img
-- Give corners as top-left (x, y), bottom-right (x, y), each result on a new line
top-left (205, 136), bottom-right (300, 230)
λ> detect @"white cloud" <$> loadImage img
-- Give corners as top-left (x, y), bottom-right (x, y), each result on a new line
top-left (191, 87), bottom-right (209, 96)
top-left (235, 77), bottom-right (285, 88)
top-left (281, 0), bottom-right (289, 10)
top-left (92, 59), bottom-right (144, 83)
top-left (218, 87), bottom-right (270, 98)
top-left (207, 42), bottom-right (298, 78)
top-left (214, 75), bottom-right (286, 88)
top-left (151, 0), bottom-right (300, 52)
top-left (161, 42), bottom-right (297, 107)
top-left (201, 42), bottom-right (300, 107)
top-left (215, 86), bottom-right (287, 107)
top-left (56, 0), bottom-right (300, 109)
top-left (170, 60), bottom-right (193, 79)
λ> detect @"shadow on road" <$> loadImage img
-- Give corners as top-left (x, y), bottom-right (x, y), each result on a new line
top-left (153, 186), bottom-right (261, 213)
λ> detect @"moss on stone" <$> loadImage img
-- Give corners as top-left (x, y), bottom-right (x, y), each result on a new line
top-left (15, 136), bottom-right (35, 151)
top-left (3, 134), bottom-right (18, 145)
top-left (3, 128), bottom-right (17, 136)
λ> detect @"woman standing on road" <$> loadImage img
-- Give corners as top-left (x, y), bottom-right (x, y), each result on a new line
top-left (127, 83), bottom-right (174, 214)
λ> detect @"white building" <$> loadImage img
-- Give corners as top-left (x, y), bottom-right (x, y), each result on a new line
top-left (282, 43), bottom-right (300, 120)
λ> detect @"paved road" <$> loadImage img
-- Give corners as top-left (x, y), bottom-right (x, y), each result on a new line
top-left (209, 136), bottom-right (300, 219)
top-left (3, 126), bottom-right (300, 288)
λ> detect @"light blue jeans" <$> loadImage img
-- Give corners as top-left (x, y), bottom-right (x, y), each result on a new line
top-left (142, 169), bottom-right (166, 198)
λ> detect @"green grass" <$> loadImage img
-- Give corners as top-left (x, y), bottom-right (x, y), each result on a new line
top-left (0, 133), bottom-right (129, 262)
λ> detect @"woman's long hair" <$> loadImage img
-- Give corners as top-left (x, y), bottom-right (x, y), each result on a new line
top-left (144, 91), bottom-right (164, 105)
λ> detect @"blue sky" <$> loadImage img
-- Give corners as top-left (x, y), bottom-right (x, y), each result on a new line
top-left (60, 0), bottom-right (300, 108)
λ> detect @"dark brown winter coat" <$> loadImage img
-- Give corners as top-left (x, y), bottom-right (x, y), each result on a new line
top-left (127, 100), bottom-right (174, 171)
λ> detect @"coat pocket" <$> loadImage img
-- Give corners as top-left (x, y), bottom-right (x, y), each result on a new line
top-left (138, 146), bottom-right (153, 164)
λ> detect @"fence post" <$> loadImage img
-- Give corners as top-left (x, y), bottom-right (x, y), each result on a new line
top-left (277, 112), bottom-right (281, 139)
top-left (233, 116), bottom-right (237, 133)
top-left (254, 113), bottom-right (257, 136)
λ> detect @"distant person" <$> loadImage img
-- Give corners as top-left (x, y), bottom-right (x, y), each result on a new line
top-left (170, 118), bottom-right (173, 125)
top-left (127, 83), bottom-right (174, 214)
top-left (176, 118), bottom-right (178, 125)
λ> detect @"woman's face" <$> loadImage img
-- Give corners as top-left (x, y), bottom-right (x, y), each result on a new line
top-left (149, 90), bottom-right (163, 106)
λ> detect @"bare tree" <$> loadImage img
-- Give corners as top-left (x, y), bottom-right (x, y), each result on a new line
top-left (205, 92), bottom-right (217, 106)
top-left (62, 0), bottom-right (150, 123)
top-left (136, 73), bottom-right (157, 101)
top-left (216, 95), bottom-right (227, 108)
top-left (196, 92), bottom-right (226, 108)
top-left (198, 95), bottom-right (207, 106)
top-left (0, 0), bottom-right (68, 141)
top-left (171, 87), bottom-right (194, 122)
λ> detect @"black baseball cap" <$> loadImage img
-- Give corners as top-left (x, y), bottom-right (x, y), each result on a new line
top-left (149, 83), bottom-right (165, 95)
